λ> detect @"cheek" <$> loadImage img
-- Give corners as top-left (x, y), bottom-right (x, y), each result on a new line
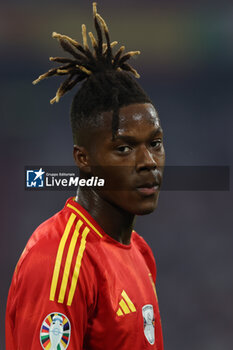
top-left (91, 167), bottom-right (131, 190)
top-left (97, 188), bottom-right (160, 216)
top-left (156, 147), bottom-right (165, 163)
top-left (89, 144), bottom-right (113, 166)
top-left (160, 146), bottom-right (166, 163)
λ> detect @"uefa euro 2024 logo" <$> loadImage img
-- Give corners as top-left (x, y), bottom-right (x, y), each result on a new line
top-left (40, 312), bottom-right (71, 350)
top-left (26, 168), bottom-right (45, 188)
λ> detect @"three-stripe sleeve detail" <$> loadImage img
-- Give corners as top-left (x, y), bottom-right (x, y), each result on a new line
top-left (50, 213), bottom-right (90, 306)
top-left (67, 203), bottom-right (103, 238)
top-left (67, 226), bottom-right (90, 306)
top-left (50, 213), bottom-right (76, 301)
top-left (58, 219), bottom-right (83, 303)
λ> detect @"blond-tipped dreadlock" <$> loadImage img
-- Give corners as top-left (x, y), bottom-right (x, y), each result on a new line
top-left (33, 2), bottom-right (140, 104)
top-left (33, 2), bottom-right (152, 142)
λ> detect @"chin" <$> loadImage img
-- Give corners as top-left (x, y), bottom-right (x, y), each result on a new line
top-left (130, 198), bottom-right (159, 216)
top-left (123, 192), bottom-right (160, 215)
top-left (139, 193), bottom-right (161, 215)
top-left (134, 204), bottom-right (158, 216)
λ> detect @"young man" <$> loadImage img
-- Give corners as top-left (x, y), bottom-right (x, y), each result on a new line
top-left (6, 3), bottom-right (165, 349)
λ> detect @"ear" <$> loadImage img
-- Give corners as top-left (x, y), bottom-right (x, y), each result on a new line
top-left (73, 145), bottom-right (91, 174)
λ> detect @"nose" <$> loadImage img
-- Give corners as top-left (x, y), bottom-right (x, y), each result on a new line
top-left (135, 145), bottom-right (157, 172)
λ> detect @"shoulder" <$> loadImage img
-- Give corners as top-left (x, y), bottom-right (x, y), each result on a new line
top-left (132, 230), bottom-right (157, 281)
top-left (17, 198), bottom-right (101, 271)
top-left (14, 198), bottom-right (102, 296)
top-left (13, 197), bottom-right (100, 306)
top-left (16, 203), bottom-right (73, 272)
top-left (7, 199), bottom-right (100, 349)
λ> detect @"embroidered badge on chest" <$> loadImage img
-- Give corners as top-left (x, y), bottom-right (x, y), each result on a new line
top-left (142, 304), bottom-right (155, 345)
top-left (40, 312), bottom-right (71, 350)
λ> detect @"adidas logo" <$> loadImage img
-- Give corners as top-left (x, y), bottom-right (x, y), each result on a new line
top-left (116, 290), bottom-right (136, 316)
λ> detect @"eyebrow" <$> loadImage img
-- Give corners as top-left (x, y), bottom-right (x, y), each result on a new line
top-left (113, 126), bottom-right (163, 142)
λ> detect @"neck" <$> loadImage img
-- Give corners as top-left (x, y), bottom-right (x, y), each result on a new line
top-left (75, 187), bottom-right (136, 245)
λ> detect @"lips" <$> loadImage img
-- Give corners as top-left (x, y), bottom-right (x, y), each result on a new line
top-left (136, 182), bottom-right (160, 195)
top-left (134, 169), bottom-right (162, 195)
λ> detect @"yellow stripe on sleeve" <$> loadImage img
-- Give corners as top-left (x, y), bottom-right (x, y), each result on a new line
top-left (58, 219), bottom-right (83, 303)
top-left (121, 290), bottom-right (136, 312)
top-left (67, 226), bottom-right (90, 306)
top-left (119, 299), bottom-right (130, 314)
top-left (49, 213), bottom-right (76, 301)
top-left (67, 203), bottom-right (103, 238)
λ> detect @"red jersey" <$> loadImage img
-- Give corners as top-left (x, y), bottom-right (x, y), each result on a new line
top-left (6, 197), bottom-right (164, 350)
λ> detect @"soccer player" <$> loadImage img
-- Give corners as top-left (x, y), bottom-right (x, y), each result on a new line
top-left (6, 3), bottom-right (165, 350)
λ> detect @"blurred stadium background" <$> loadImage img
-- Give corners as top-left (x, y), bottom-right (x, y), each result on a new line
top-left (1, 0), bottom-right (233, 348)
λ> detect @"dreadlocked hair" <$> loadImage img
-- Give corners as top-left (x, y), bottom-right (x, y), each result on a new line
top-left (33, 2), bottom-right (151, 142)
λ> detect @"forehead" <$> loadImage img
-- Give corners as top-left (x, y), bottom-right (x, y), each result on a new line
top-left (117, 103), bottom-right (160, 132)
top-left (81, 103), bottom-right (162, 149)
top-left (98, 103), bottom-right (160, 131)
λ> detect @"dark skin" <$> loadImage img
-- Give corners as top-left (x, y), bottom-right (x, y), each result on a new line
top-left (73, 103), bottom-right (165, 245)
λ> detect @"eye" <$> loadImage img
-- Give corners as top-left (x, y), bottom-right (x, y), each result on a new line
top-left (150, 139), bottom-right (162, 149)
top-left (116, 145), bottom-right (132, 153)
